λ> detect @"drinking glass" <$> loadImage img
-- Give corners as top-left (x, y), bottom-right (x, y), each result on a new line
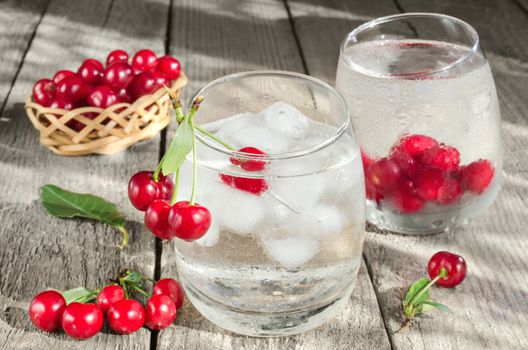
top-left (336, 13), bottom-right (502, 234)
top-left (173, 71), bottom-right (365, 336)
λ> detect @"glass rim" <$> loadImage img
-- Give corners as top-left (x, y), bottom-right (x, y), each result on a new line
top-left (340, 12), bottom-right (481, 78)
top-left (187, 70), bottom-right (351, 161)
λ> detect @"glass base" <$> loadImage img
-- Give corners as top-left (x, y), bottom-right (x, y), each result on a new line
top-left (367, 179), bottom-right (501, 235)
top-left (181, 274), bottom-right (356, 337)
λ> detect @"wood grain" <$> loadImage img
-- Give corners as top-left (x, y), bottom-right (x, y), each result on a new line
top-left (157, 0), bottom-right (390, 349)
top-left (287, 0), bottom-right (528, 349)
top-left (0, 0), bottom-right (170, 348)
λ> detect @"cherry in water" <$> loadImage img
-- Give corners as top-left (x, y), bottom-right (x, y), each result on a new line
top-left (229, 147), bottom-right (267, 171)
top-left (461, 159), bottom-right (494, 194)
top-left (167, 201), bottom-right (211, 241)
top-left (392, 134), bottom-right (439, 157)
top-left (219, 174), bottom-right (268, 196)
top-left (29, 290), bottom-right (66, 333)
top-left (427, 251), bottom-right (467, 288)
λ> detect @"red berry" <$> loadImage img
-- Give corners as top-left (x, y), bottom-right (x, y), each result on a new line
top-left (132, 49), bottom-right (158, 73)
top-left (129, 72), bottom-right (158, 99)
top-left (392, 134), bottom-right (439, 157)
top-left (460, 160), bottom-right (494, 194)
top-left (56, 76), bottom-right (86, 103)
top-left (156, 56), bottom-right (181, 80)
top-left (61, 303), bottom-right (103, 340)
top-left (420, 145), bottom-right (460, 172)
top-left (29, 290), bottom-right (66, 333)
top-left (437, 176), bottom-right (463, 205)
top-left (153, 278), bottom-right (184, 309)
top-left (48, 97), bottom-right (74, 110)
top-left (230, 147), bottom-right (267, 171)
top-left (33, 79), bottom-right (56, 106)
top-left (107, 299), bottom-right (145, 335)
top-left (415, 168), bottom-right (445, 201)
top-left (151, 70), bottom-right (168, 87)
top-left (365, 158), bottom-right (401, 193)
top-left (391, 180), bottom-right (424, 213)
top-left (168, 201), bottom-right (211, 241)
top-left (83, 58), bottom-right (104, 71)
top-left (361, 150), bottom-right (374, 169)
top-left (104, 62), bottom-right (134, 92)
top-left (117, 88), bottom-right (133, 103)
top-left (219, 174), bottom-right (268, 195)
top-left (96, 285), bottom-right (125, 315)
top-left (389, 148), bottom-right (421, 178)
top-left (145, 200), bottom-right (173, 240)
top-left (87, 85), bottom-right (119, 109)
top-left (128, 171), bottom-right (173, 211)
top-left (53, 70), bottom-right (76, 84)
top-left (427, 251), bottom-right (467, 288)
top-left (106, 49), bottom-right (129, 66)
top-left (145, 294), bottom-right (177, 330)
top-left (78, 61), bottom-right (104, 85)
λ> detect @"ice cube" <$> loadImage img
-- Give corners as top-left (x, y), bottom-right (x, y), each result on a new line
top-left (267, 172), bottom-right (327, 212)
top-left (199, 179), bottom-right (267, 236)
top-left (174, 160), bottom-right (218, 202)
top-left (195, 217), bottom-right (220, 247)
top-left (261, 236), bottom-right (320, 269)
top-left (259, 101), bottom-right (309, 138)
top-left (212, 112), bottom-right (255, 140)
top-left (230, 123), bottom-right (291, 154)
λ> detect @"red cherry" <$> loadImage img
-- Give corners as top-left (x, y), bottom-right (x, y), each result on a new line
top-left (365, 158), bottom-right (401, 193)
top-left (106, 49), bottom-right (129, 66)
top-left (389, 148), bottom-right (421, 178)
top-left (103, 62), bottom-right (134, 92)
top-left (107, 299), bottom-right (145, 335)
top-left (415, 168), bottom-right (445, 201)
top-left (56, 76), bottom-right (86, 102)
top-left (153, 278), bottom-right (184, 309)
top-left (145, 200), bottom-right (173, 240)
top-left (61, 303), bottom-right (103, 340)
top-left (132, 49), bottom-right (158, 73)
top-left (32, 79), bottom-right (56, 106)
top-left (392, 134), bottom-right (439, 157)
top-left (460, 160), bottom-right (494, 194)
top-left (145, 294), bottom-right (177, 330)
top-left (117, 88), bottom-right (133, 103)
top-left (128, 171), bottom-right (173, 211)
top-left (427, 251), bottom-right (467, 288)
top-left (437, 176), bottom-right (463, 205)
top-left (391, 180), bottom-right (424, 213)
top-left (157, 174), bottom-right (174, 201)
top-left (156, 56), bottom-right (181, 80)
top-left (83, 58), bottom-right (104, 71)
top-left (53, 70), bottom-right (76, 84)
top-left (29, 290), bottom-right (66, 333)
top-left (87, 85), bottom-right (119, 109)
top-left (168, 201), bottom-right (211, 241)
top-left (78, 61), bottom-right (104, 85)
top-left (129, 72), bottom-right (158, 99)
top-left (420, 145), bottom-right (460, 172)
top-left (96, 285), bottom-right (125, 315)
top-left (361, 150), bottom-right (374, 169)
top-left (48, 97), bottom-right (74, 110)
top-left (230, 147), bottom-right (267, 171)
top-left (151, 70), bottom-right (168, 87)
top-left (219, 174), bottom-right (268, 195)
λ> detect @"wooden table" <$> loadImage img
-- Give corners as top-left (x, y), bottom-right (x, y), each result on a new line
top-left (1, 0), bottom-right (527, 349)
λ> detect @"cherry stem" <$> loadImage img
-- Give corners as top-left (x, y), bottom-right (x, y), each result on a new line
top-left (164, 85), bottom-right (185, 124)
top-left (189, 118), bottom-right (198, 205)
top-left (153, 155), bottom-right (165, 182)
top-left (195, 126), bottom-right (235, 151)
top-left (170, 168), bottom-right (180, 205)
top-left (117, 225), bottom-right (129, 250)
top-left (409, 267), bottom-right (448, 306)
top-left (131, 284), bottom-right (150, 298)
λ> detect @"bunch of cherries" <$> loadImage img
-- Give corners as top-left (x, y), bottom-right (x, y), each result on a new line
top-left (363, 134), bottom-right (495, 213)
top-left (32, 48), bottom-right (181, 131)
top-left (29, 272), bottom-right (184, 340)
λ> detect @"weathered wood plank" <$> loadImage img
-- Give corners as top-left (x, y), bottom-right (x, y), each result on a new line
top-left (157, 0), bottom-right (390, 349)
top-left (0, 0), bottom-right (170, 348)
top-left (287, 0), bottom-right (528, 349)
top-left (0, 0), bottom-right (48, 113)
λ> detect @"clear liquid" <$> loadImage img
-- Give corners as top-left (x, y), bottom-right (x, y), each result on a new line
top-left (337, 39), bottom-right (502, 233)
top-left (173, 109), bottom-right (366, 335)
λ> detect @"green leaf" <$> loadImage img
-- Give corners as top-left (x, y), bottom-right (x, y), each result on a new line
top-left (62, 287), bottom-right (96, 304)
top-left (161, 117), bottom-right (194, 175)
top-left (422, 300), bottom-right (451, 313)
top-left (40, 184), bottom-right (128, 248)
top-left (404, 278), bottom-right (430, 306)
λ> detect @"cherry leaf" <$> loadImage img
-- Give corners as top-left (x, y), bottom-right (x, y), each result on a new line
top-left (421, 300), bottom-right (451, 313)
top-left (61, 287), bottom-right (97, 304)
top-left (161, 116), bottom-right (193, 175)
top-left (404, 277), bottom-right (430, 306)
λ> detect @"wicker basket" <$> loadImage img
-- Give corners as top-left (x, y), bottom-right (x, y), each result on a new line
top-left (25, 73), bottom-right (188, 156)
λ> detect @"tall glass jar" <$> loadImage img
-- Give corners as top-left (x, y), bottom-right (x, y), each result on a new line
top-left (336, 13), bottom-right (502, 234)
top-left (173, 71), bottom-right (365, 336)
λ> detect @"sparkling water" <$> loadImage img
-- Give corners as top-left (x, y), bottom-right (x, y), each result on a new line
top-left (336, 39), bottom-right (502, 233)
top-left (173, 102), bottom-right (365, 336)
